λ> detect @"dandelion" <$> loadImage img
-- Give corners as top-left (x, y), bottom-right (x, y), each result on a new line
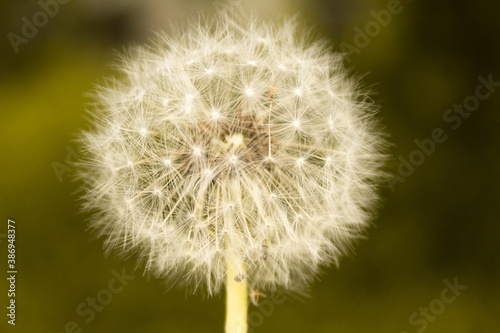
top-left (77, 7), bottom-right (388, 333)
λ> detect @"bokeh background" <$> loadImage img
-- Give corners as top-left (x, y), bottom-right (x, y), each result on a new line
top-left (1, 0), bottom-right (499, 332)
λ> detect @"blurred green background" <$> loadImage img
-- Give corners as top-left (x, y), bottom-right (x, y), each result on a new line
top-left (1, 0), bottom-right (499, 332)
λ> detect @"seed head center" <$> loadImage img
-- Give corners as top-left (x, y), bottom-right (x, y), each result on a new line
top-left (225, 133), bottom-right (244, 148)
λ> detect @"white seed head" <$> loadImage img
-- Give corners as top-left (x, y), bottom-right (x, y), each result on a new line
top-left (77, 10), bottom-right (388, 295)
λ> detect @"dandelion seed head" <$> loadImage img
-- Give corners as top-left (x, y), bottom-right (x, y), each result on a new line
top-left (77, 9), bottom-right (389, 296)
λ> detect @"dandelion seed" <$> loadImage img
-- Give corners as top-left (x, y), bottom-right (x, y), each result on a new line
top-left (249, 289), bottom-right (267, 306)
top-left (211, 109), bottom-right (222, 121)
top-left (162, 158), bottom-right (172, 167)
top-left (228, 154), bottom-right (239, 165)
top-left (192, 146), bottom-right (203, 157)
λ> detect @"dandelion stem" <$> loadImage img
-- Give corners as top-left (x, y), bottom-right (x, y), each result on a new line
top-left (225, 256), bottom-right (248, 333)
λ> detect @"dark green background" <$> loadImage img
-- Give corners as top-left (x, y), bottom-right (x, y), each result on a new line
top-left (1, 0), bottom-right (499, 332)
